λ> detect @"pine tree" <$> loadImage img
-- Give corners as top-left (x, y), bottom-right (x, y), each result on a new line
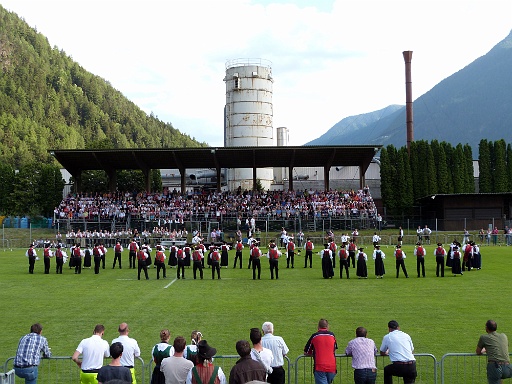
top-left (493, 139), bottom-right (508, 192)
top-left (478, 139), bottom-right (492, 193)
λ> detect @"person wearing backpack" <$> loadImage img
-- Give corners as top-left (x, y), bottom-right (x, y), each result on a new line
top-left (434, 243), bottom-right (446, 277)
top-left (394, 245), bottom-right (409, 278)
top-left (414, 242), bottom-right (426, 278)
top-left (186, 340), bottom-right (226, 384)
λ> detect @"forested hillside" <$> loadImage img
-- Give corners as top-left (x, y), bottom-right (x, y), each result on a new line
top-left (0, 5), bottom-right (205, 169)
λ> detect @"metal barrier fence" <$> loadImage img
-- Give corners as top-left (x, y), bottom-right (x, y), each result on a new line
top-left (295, 353), bottom-right (436, 384)
top-left (4, 353), bottom-right (510, 383)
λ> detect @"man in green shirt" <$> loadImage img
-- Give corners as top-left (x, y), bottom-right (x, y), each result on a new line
top-left (476, 320), bottom-right (512, 384)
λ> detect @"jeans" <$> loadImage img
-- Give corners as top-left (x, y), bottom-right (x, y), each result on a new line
top-left (313, 370), bottom-right (336, 384)
top-left (354, 368), bottom-right (377, 384)
top-left (15, 366), bottom-right (38, 384)
top-left (486, 362), bottom-right (512, 384)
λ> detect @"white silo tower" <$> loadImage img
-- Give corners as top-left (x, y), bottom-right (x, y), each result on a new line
top-left (274, 126), bottom-right (289, 184)
top-left (224, 58), bottom-right (274, 190)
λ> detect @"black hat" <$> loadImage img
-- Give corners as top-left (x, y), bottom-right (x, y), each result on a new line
top-left (375, 245), bottom-right (380, 248)
top-left (358, 247), bottom-right (364, 251)
top-left (197, 340), bottom-right (216, 359)
top-left (437, 242), bottom-right (442, 246)
top-left (396, 244), bottom-right (401, 248)
top-left (416, 242), bottom-right (422, 246)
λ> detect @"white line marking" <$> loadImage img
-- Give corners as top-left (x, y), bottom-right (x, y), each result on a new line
top-left (164, 278), bottom-right (178, 288)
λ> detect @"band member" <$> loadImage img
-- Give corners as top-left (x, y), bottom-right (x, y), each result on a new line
top-left (234, 240), bottom-right (243, 269)
top-left (348, 239), bottom-right (357, 268)
top-left (451, 245), bottom-right (463, 276)
top-left (83, 244), bottom-right (92, 269)
top-left (192, 246), bottom-right (204, 279)
top-left (210, 246), bottom-right (221, 279)
top-left (168, 242), bottom-right (177, 268)
top-left (251, 243), bottom-right (262, 280)
top-left (304, 238), bottom-right (314, 268)
top-left (394, 245), bottom-right (409, 278)
top-left (338, 245), bottom-right (350, 279)
top-left (113, 241), bottom-right (123, 269)
top-left (183, 244), bottom-right (192, 268)
top-left (220, 242), bottom-right (230, 268)
top-left (320, 245), bottom-right (334, 279)
top-left (356, 247), bottom-right (368, 279)
top-left (99, 242), bottom-right (107, 270)
top-left (55, 244), bottom-right (64, 274)
top-left (92, 243), bottom-right (103, 275)
top-left (43, 244), bottom-right (53, 274)
top-left (434, 242), bottom-right (446, 277)
top-left (142, 241), bottom-right (152, 268)
top-left (72, 244), bottom-right (83, 274)
top-left (414, 242), bottom-right (426, 278)
top-left (176, 247), bottom-right (186, 279)
top-left (286, 238), bottom-right (295, 269)
top-left (128, 239), bottom-right (139, 269)
top-left (26, 244), bottom-right (37, 274)
top-left (373, 244), bottom-right (385, 278)
top-left (155, 245), bottom-right (166, 279)
top-left (328, 238), bottom-right (337, 269)
top-left (267, 243), bottom-right (282, 280)
top-left (137, 247), bottom-right (149, 280)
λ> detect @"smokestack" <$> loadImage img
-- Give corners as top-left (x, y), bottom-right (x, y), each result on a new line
top-left (403, 51), bottom-right (413, 155)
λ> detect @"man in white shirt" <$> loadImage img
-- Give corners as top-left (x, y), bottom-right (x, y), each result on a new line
top-left (379, 320), bottom-right (417, 384)
top-left (250, 328), bottom-right (273, 378)
top-left (72, 324), bottom-right (110, 384)
top-left (112, 322), bottom-right (141, 384)
top-left (261, 322), bottom-right (289, 384)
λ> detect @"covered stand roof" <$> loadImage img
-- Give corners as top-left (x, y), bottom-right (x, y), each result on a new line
top-left (50, 145), bottom-right (380, 191)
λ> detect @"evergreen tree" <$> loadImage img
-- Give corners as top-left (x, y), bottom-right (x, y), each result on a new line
top-left (463, 144), bottom-right (474, 192)
top-left (426, 143), bottom-right (437, 196)
top-left (478, 139), bottom-right (492, 193)
top-left (493, 139), bottom-right (508, 192)
top-left (507, 144), bottom-right (512, 191)
top-left (0, 163), bottom-right (15, 214)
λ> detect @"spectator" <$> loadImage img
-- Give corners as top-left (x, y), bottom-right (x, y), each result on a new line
top-left (185, 340), bottom-right (226, 384)
top-left (96, 342), bottom-right (132, 384)
top-left (14, 323), bottom-right (52, 384)
top-left (476, 319), bottom-right (512, 384)
top-left (229, 340), bottom-right (267, 384)
top-left (161, 336), bottom-right (193, 384)
top-left (304, 319), bottom-right (337, 384)
top-left (151, 329), bottom-right (173, 384)
top-left (112, 323), bottom-right (141, 384)
top-left (72, 324), bottom-right (110, 384)
top-left (261, 322), bottom-right (289, 384)
top-left (379, 320), bottom-right (416, 384)
top-left (345, 326), bottom-right (377, 384)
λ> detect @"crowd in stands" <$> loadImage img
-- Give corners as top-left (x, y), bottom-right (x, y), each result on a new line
top-left (54, 187), bottom-right (378, 223)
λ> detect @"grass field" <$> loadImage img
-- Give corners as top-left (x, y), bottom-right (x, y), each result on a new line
top-left (1, 234), bottom-right (510, 380)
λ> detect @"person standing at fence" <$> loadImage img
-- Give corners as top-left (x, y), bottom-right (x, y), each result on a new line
top-left (267, 243), bottom-right (282, 280)
top-left (434, 243), bottom-right (446, 277)
top-left (26, 244), bottom-right (37, 274)
top-left (379, 320), bottom-right (417, 384)
top-left (112, 323), bottom-right (141, 384)
top-left (345, 326), bottom-right (378, 384)
top-left (96, 342), bottom-right (132, 384)
top-left (186, 340), bottom-right (226, 384)
top-left (304, 238), bottom-right (314, 268)
top-left (234, 240), bottom-right (244, 269)
top-left (113, 240), bottom-right (123, 269)
top-left (160, 336), bottom-right (192, 384)
top-left (372, 245), bottom-right (385, 279)
top-left (249, 328), bottom-right (273, 378)
top-left (14, 323), bottom-right (52, 384)
top-left (261, 321), bottom-right (289, 384)
top-left (229, 340), bottom-right (267, 384)
top-left (476, 319), bottom-right (512, 384)
top-left (414, 242), bottom-right (426, 278)
top-left (72, 324), bottom-right (110, 384)
top-left (394, 245), bottom-right (409, 278)
top-left (303, 318), bottom-right (337, 384)
top-left (150, 329), bottom-right (173, 384)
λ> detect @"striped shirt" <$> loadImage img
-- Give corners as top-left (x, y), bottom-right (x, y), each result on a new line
top-left (14, 333), bottom-right (51, 367)
top-left (345, 337), bottom-right (377, 369)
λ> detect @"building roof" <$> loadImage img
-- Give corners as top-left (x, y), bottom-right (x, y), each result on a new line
top-left (50, 146), bottom-right (381, 176)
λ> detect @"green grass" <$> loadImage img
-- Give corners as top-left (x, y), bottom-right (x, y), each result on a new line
top-left (0, 238), bottom-right (509, 381)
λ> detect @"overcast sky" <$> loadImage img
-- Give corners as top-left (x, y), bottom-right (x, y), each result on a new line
top-left (1, 0), bottom-right (511, 146)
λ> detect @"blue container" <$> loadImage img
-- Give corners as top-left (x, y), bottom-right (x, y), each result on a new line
top-left (3, 217), bottom-right (10, 227)
top-left (21, 217), bottom-right (29, 229)
top-left (13, 217), bottom-right (20, 228)
top-left (47, 218), bottom-right (53, 228)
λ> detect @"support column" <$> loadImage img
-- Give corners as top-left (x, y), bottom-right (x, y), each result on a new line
top-left (323, 167), bottom-right (330, 191)
top-left (253, 168), bottom-right (257, 191)
top-left (73, 172), bottom-right (82, 193)
top-left (107, 169), bottom-right (117, 192)
top-left (180, 169), bottom-right (186, 194)
top-left (288, 167), bottom-right (294, 191)
top-left (359, 165), bottom-right (366, 190)
top-left (216, 168), bottom-right (222, 192)
top-left (144, 170), bottom-right (151, 193)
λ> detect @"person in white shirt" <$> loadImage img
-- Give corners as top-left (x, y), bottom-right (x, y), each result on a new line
top-left (72, 324), bottom-right (110, 384)
top-left (380, 320), bottom-right (416, 384)
top-left (250, 328), bottom-right (273, 379)
top-left (112, 322), bottom-right (141, 384)
top-left (261, 322), bottom-right (289, 384)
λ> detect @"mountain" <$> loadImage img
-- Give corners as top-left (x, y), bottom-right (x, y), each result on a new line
top-left (0, 5), bottom-right (206, 169)
top-left (307, 30), bottom-right (512, 152)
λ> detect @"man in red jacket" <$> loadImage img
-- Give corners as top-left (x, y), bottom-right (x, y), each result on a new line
top-left (304, 319), bottom-right (337, 384)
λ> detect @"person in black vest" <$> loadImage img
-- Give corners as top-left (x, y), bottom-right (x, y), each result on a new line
top-left (155, 244), bottom-right (167, 279)
top-left (286, 238), bottom-right (295, 268)
top-left (137, 248), bottom-right (149, 280)
top-left (220, 242), bottom-right (230, 268)
top-left (267, 243), bottom-right (282, 280)
top-left (251, 243), bottom-right (262, 280)
top-left (113, 241), bottom-right (123, 269)
top-left (434, 242), bottom-right (446, 277)
top-left (338, 245), bottom-right (350, 279)
top-left (210, 246), bottom-right (221, 279)
top-left (233, 240), bottom-right (243, 269)
top-left (356, 247), bottom-right (368, 279)
top-left (348, 239), bottom-right (357, 268)
top-left (394, 245), bottom-right (409, 278)
top-left (373, 244), bottom-right (385, 279)
top-left (26, 244), bottom-right (37, 274)
top-left (321, 246), bottom-right (334, 279)
top-left (414, 242), bottom-right (426, 278)
top-left (83, 245), bottom-right (92, 269)
top-left (168, 242), bottom-right (177, 268)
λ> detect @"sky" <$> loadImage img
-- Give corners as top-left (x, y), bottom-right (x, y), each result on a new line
top-left (1, 0), bottom-right (511, 146)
